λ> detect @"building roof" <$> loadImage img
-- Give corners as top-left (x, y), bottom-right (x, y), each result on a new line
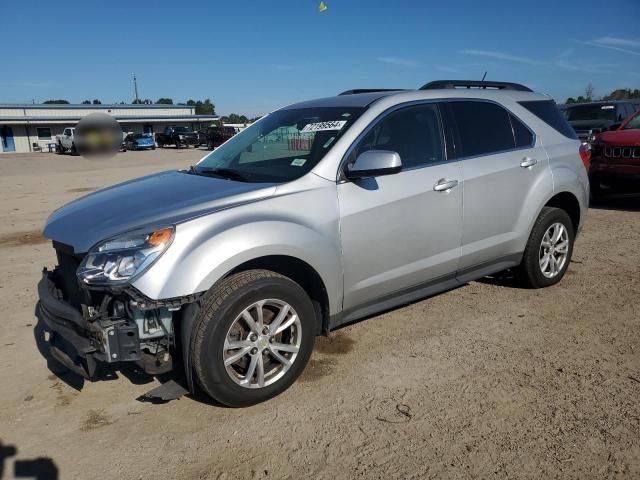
top-left (0, 114), bottom-right (218, 125)
top-left (0, 103), bottom-right (196, 109)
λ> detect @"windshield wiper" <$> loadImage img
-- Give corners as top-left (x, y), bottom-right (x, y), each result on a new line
top-left (195, 167), bottom-right (249, 182)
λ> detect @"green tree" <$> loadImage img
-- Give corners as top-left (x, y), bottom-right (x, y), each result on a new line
top-left (197, 99), bottom-right (215, 115)
top-left (221, 113), bottom-right (249, 124)
top-left (186, 99), bottom-right (216, 115)
top-left (603, 88), bottom-right (640, 100)
top-left (81, 100), bottom-right (91, 104)
top-left (565, 97), bottom-right (576, 104)
top-left (92, 99), bottom-right (102, 104)
top-left (43, 99), bottom-right (70, 104)
top-left (156, 98), bottom-right (174, 105)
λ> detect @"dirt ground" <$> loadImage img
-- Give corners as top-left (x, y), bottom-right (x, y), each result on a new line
top-left (0, 149), bottom-right (638, 480)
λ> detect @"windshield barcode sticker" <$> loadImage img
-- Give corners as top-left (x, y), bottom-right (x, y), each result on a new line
top-left (301, 120), bottom-right (347, 132)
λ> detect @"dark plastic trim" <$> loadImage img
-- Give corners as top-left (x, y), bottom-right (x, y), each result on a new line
top-left (420, 80), bottom-right (532, 92)
top-left (339, 89), bottom-right (406, 96)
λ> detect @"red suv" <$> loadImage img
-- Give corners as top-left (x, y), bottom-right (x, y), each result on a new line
top-left (590, 110), bottom-right (640, 199)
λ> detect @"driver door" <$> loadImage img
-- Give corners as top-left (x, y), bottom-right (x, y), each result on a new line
top-left (338, 103), bottom-right (463, 311)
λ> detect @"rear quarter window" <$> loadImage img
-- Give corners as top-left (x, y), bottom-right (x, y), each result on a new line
top-left (519, 100), bottom-right (578, 140)
top-left (510, 114), bottom-right (534, 148)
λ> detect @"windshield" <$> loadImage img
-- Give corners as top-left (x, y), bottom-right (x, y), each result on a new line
top-left (564, 104), bottom-right (617, 122)
top-left (133, 134), bottom-right (147, 139)
top-left (624, 112), bottom-right (640, 130)
top-left (194, 106), bottom-right (365, 183)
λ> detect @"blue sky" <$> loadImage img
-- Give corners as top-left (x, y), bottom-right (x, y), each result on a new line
top-left (1, 0), bottom-right (639, 115)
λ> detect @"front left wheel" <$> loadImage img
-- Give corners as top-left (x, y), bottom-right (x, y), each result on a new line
top-left (191, 270), bottom-right (316, 407)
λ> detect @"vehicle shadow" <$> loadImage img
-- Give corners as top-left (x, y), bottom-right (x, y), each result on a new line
top-left (474, 269), bottom-right (527, 289)
top-left (0, 441), bottom-right (58, 480)
top-left (589, 193), bottom-right (640, 212)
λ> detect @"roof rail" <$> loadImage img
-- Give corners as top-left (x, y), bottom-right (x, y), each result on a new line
top-left (339, 88), bottom-right (406, 96)
top-left (420, 80), bottom-right (532, 92)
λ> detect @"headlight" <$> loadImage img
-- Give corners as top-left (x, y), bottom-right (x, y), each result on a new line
top-left (77, 227), bottom-right (174, 285)
top-left (179, 135), bottom-right (185, 139)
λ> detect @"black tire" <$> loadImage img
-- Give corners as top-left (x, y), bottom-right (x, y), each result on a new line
top-left (191, 269), bottom-right (316, 407)
top-left (56, 142), bottom-right (64, 154)
top-left (152, 145), bottom-right (156, 150)
top-left (517, 207), bottom-right (575, 288)
top-left (70, 143), bottom-right (78, 156)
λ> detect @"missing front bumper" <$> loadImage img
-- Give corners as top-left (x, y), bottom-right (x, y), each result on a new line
top-left (37, 269), bottom-right (174, 379)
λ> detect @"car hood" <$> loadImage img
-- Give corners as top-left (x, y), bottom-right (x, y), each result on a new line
top-left (43, 170), bottom-right (277, 253)
top-left (569, 119), bottom-right (614, 131)
top-left (135, 137), bottom-right (154, 144)
top-left (597, 129), bottom-right (640, 146)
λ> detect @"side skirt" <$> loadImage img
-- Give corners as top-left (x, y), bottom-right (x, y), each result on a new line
top-left (328, 253), bottom-right (522, 331)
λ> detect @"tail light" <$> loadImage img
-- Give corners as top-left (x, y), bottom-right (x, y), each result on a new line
top-left (579, 142), bottom-right (591, 170)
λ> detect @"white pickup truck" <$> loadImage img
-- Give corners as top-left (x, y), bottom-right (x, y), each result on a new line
top-left (56, 127), bottom-right (77, 155)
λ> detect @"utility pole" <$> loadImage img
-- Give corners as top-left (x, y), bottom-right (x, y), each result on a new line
top-left (132, 73), bottom-right (140, 103)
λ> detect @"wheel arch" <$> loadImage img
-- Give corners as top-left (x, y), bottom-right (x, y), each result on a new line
top-left (227, 255), bottom-right (330, 335)
top-left (544, 191), bottom-right (581, 234)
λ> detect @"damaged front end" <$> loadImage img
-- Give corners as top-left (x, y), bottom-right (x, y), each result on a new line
top-left (37, 234), bottom-right (198, 381)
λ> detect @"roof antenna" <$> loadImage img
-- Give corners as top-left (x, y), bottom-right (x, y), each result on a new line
top-left (481, 71), bottom-right (487, 81)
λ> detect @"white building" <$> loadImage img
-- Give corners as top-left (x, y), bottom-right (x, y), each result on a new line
top-left (0, 103), bottom-right (218, 153)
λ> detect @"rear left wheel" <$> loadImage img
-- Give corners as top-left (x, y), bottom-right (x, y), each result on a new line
top-left (191, 270), bottom-right (316, 407)
top-left (517, 207), bottom-right (574, 288)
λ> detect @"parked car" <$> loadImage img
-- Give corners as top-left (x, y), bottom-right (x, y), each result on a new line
top-left (123, 133), bottom-right (156, 151)
top-left (203, 125), bottom-right (239, 150)
top-left (56, 127), bottom-right (78, 155)
top-left (590, 110), bottom-right (640, 199)
top-left (38, 80), bottom-right (588, 407)
top-left (563, 101), bottom-right (637, 141)
top-left (155, 126), bottom-right (199, 148)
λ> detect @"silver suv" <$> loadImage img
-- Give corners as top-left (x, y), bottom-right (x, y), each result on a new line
top-left (38, 80), bottom-right (589, 406)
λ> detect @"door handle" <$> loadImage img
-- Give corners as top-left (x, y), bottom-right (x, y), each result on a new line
top-left (433, 178), bottom-right (459, 192)
top-left (520, 157), bottom-right (538, 168)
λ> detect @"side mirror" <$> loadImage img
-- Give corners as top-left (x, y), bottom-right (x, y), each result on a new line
top-left (346, 150), bottom-right (402, 179)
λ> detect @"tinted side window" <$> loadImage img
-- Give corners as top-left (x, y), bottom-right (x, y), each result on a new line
top-left (510, 114), bottom-right (534, 148)
top-left (448, 101), bottom-right (515, 157)
top-left (519, 100), bottom-right (578, 140)
top-left (353, 104), bottom-right (444, 169)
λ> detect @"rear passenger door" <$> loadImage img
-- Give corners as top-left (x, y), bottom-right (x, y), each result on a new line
top-left (442, 100), bottom-right (553, 276)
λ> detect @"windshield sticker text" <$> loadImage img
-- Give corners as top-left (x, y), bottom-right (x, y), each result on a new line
top-left (301, 120), bottom-right (347, 132)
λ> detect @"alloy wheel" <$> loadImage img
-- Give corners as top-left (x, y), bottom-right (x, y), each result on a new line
top-left (223, 299), bottom-right (301, 389)
top-left (539, 222), bottom-right (569, 278)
